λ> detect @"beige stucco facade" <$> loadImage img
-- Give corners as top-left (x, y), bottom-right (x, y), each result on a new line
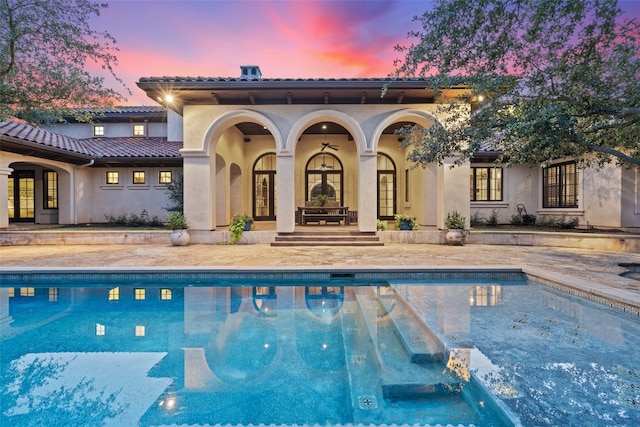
top-left (177, 103), bottom-right (470, 233)
top-left (1, 74), bottom-right (639, 234)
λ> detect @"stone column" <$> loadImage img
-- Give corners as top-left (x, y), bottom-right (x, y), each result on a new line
top-left (437, 158), bottom-right (470, 229)
top-left (183, 152), bottom-right (214, 230)
top-left (276, 154), bottom-right (295, 233)
top-left (358, 153), bottom-right (377, 232)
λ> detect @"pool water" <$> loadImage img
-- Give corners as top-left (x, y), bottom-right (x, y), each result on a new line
top-left (0, 274), bottom-right (638, 426)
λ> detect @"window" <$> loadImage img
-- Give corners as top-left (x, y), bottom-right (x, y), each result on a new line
top-left (133, 171), bottom-right (146, 184)
top-left (96, 323), bottom-right (106, 336)
top-left (134, 288), bottom-right (146, 300)
top-left (135, 325), bottom-right (146, 336)
top-left (159, 171), bottom-right (172, 184)
top-left (543, 161), bottom-right (578, 208)
top-left (133, 124), bottom-right (145, 136)
top-left (93, 125), bottom-right (105, 136)
top-left (20, 287), bottom-right (35, 296)
top-left (44, 170), bottom-right (58, 209)
top-left (160, 289), bottom-right (172, 300)
top-left (470, 167), bottom-right (503, 201)
top-left (108, 287), bottom-right (119, 301)
top-left (404, 169), bottom-right (410, 202)
top-left (106, 171), bottom-right (119, 184)
top-left (49, 288), bottom-right (59, 302)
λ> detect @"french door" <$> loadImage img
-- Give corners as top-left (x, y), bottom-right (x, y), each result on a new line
top-left (8, 170), bottom-right (35, 222)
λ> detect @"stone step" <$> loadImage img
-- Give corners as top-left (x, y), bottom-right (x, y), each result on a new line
top-left (271, 240), bottom-right (384, 247)
top-left (271, 231), bottom-right (383, 246)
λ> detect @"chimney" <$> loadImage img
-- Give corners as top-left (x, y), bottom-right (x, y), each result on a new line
top-left (240, 65), bottom-right (262, 80)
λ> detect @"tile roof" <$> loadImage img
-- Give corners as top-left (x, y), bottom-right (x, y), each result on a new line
top-left (0, 118), bottom-right (182, 162)
top-left (80, 137), bottom-right (183, 158)
top-left (70, 106), bottom-right (165, 114)
top-left (0, 117), bottom-right (94, 156)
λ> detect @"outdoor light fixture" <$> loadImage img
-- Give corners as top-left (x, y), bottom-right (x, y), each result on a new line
top-left (165, 95), bottom-right (174, 103)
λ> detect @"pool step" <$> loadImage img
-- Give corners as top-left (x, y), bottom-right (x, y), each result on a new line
top-left (377, 286), bottom-right (445, 364)
top-left (354, 288), bottom-right (463, 401)
top-left (271, 231), bottom-right (383, 247)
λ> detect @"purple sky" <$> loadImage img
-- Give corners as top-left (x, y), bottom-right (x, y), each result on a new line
top-left (92, 0), bottom-right (640, 105)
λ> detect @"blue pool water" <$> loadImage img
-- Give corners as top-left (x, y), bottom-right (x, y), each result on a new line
top-left (0, 271), bottom-right (639, 426)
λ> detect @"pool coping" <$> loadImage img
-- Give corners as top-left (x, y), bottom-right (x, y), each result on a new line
top-left (2, 265), bottom-right (639, 316)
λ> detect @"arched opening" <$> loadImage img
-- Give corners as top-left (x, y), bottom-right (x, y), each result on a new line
top-left (215, 155), bottom-right (227, 227)
top-left (252, 153), bottom-right (276, 220)
top-left (305, 152), bottom-right (343, 205)
top-left (7, 161), bottom-right (69, 224)
top-left (230, 163), bottom-right (242, 221)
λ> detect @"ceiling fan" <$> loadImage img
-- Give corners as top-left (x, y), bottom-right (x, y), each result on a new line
top-left (321, 135), bottom-right (338, 151)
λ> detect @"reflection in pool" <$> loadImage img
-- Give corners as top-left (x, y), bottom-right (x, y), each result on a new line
top-left (0, 274), bottom-right (638, 426)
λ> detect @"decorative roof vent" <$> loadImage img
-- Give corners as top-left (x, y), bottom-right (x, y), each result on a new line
top-left (240, 65), bottom-right (262, 80)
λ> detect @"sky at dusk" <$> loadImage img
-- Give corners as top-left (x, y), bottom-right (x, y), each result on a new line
top-left (92, 0), bottom-right (640, 106)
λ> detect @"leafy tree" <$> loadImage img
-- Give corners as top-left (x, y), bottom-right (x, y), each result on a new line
top-left (393, 0), bottom-right (640, 168)
top-left (0, 0), bottom-right (128, 123)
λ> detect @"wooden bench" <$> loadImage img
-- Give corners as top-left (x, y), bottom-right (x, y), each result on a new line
top-left (298, 204), bottom-right (350, 225)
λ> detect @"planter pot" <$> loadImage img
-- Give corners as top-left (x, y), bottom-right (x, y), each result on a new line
top-left (170, 229), bottom-right (190, 246)
top-left (244, 221), bottom-right (252, 231)
top-left (445, 229), bottom-right (468, 246)
top-left (399, 219), bottom-right (413, 230)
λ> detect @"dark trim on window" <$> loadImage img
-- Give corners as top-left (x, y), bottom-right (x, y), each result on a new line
top-left (43, 170), bottom-right (58, 209)
top-left (543, 161), bottom-right (578, 208)
top-left (470, 167), bottom-right (503, 201)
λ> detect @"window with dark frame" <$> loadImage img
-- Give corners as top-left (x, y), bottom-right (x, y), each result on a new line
top-left (543, 161), bottom-right (578, 208)
top-left (133, 124), bottom-right (145, 136)
top-left (404, 169), bottom-right (410, 202)
top-left (470, 167), bottom-right (503, 201)
top-left (159, 171), bottom-right (172, 184)
top-left (133, 171), bottom-right (145, 184)
top-left (93, 125), bottom-right (105, 136)
top-left (106, 171), bottom-right (119, 184)
top-left (43, 170), bottom-right (58, 209)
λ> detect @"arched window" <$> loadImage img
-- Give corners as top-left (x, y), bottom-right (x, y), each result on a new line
top-left (305, 152), bottom-right (343, 205)
top-left (253, 153), bottom-right (276, 220)
top-left (377, 153), bottom-right (396, 219)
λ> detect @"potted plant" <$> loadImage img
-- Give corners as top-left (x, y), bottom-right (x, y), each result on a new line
top-left (314, 194), bottom-right (329, 207)
top-left (394, 213), bottom-right (418, 230)
top-left (166, 212), bottom-right (189, 246)
top-left (376, 219), bottom-right (387, 231)
top-left (229, 213), bottom-right (253, 243)
top-left (444, 211), bottom-right (468, 246)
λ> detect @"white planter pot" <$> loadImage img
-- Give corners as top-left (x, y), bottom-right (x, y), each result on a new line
top-left (170, 230), bottom-right (190, 246)
top-left (445, 229), bottom-right (468, 246)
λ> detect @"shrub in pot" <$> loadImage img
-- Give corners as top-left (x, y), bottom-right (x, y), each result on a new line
top-left (444, 211), bottom-right (468, 246)
top-left (166, 212), bottom-right (189, 246)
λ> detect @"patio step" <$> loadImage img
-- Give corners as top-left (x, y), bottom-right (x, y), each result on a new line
top-left (271, 231), bottom-right (383, 246)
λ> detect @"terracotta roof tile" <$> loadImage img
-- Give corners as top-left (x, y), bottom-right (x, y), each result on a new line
top-left (80, 137), bottom-right (182, 158)
top-left (1, 118), bottom-right (183, 160)
top-left (0, 118), bottom-right (93, 156)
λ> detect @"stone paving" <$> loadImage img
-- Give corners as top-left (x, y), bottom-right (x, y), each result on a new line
top-left (1, 242), bottom-right (639, 309)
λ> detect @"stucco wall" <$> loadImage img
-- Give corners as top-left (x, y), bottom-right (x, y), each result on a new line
top-left (621, 166), bottom-right (640, 228)
top-left (42, 122), bottom-right (167, 138)
top-left (80, 167), bottom-right (178, 223)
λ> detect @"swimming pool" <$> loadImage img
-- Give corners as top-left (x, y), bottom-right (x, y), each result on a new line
top-left (1, 269), bottom-right (639, 426)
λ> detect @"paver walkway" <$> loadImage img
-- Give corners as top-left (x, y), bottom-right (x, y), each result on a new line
top-left (2, 243), bottom-right (639, 303)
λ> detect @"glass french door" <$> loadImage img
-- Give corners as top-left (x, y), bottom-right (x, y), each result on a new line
top-left (305, 153), bottom-right (343, 204)
top-left (253, 153), bottom-right (277, 220)
top-left (8, 171), bottom-right (35, 222)
top-left (254, 172), bottom-right (276, 220)
top-left (377, 154), bottom-right (396, 220)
